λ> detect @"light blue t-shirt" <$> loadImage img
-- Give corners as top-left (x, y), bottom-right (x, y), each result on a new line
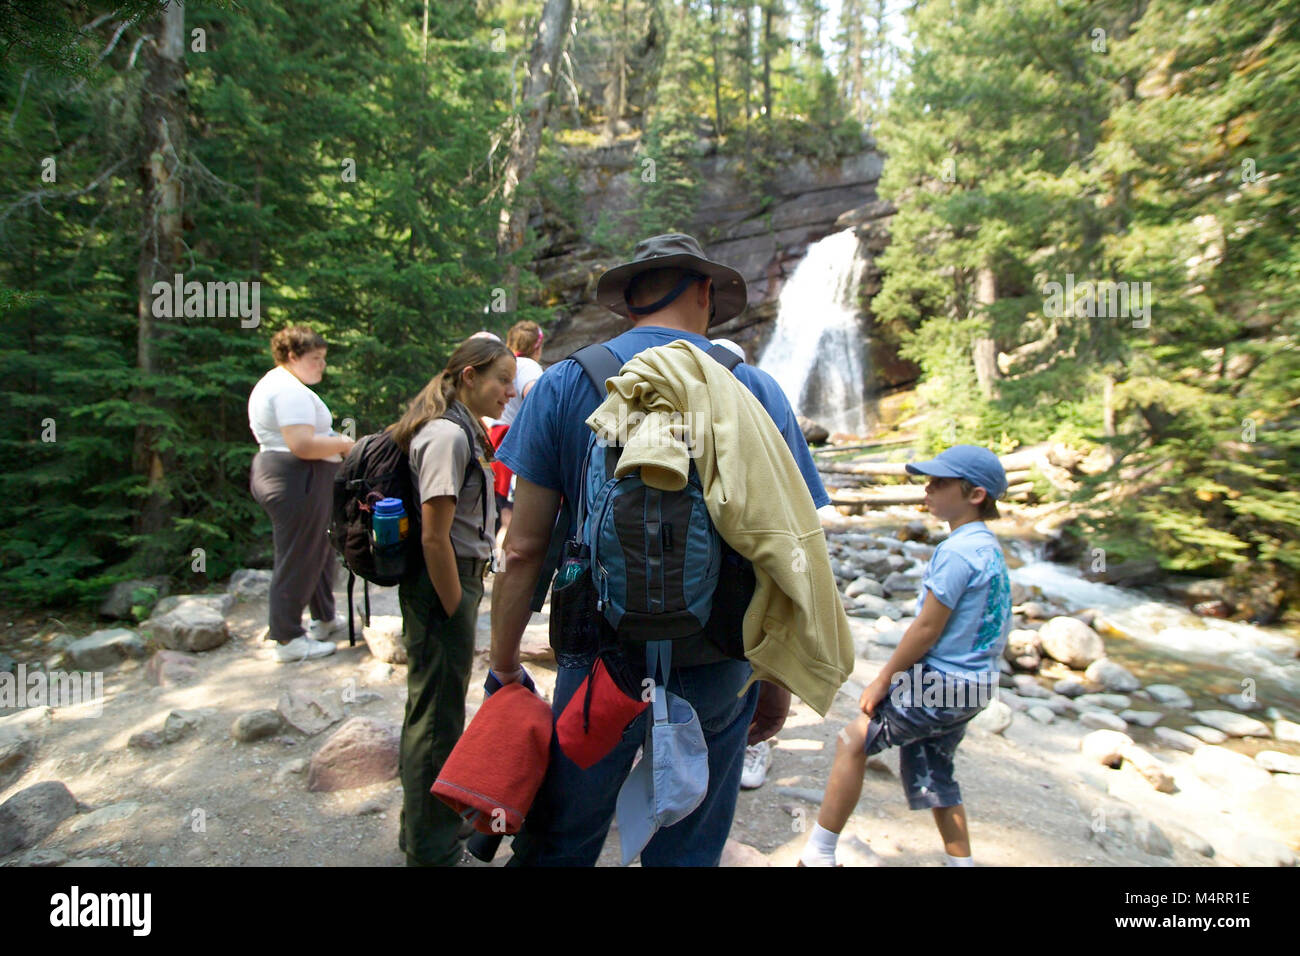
top-left (914, 522), bottom-right (1012, 676)
top-left (496, 325), bottom-right (830, 535)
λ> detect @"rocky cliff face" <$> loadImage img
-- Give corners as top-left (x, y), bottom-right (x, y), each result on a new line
top-left (528, 133), bottom-right (918, 393)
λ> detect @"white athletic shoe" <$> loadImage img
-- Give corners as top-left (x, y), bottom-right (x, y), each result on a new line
top-left (740, 740), bottom-right (772, 790)
top-left (272, 636), bottom-right (337, 663)
top-left (307, 614), bottom-right (348, 641)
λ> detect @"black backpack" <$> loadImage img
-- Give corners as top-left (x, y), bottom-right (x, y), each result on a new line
top-left (329, 415), bottom-right (481, 645)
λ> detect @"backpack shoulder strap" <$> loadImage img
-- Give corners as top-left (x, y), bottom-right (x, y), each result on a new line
top-left (705, 343), bottom-right (744, 372)
top-left (570, 343), bottom-right (624, 397)
top-left (439, 412), bottom-right (490, 544)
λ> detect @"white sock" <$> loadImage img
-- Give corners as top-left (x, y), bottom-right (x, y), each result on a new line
top-left (945, 852), bottom-right (974, 867)
top-left (800, 823), bottom-right (840, 867)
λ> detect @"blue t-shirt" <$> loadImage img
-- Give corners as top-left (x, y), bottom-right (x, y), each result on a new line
top-left (913, 522), bottom-right (1012, 676)
top-left (495, 325), bottom-right (830, 533)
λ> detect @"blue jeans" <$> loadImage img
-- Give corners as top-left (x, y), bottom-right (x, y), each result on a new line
top-left (508, 654), bottom-right (759, 866)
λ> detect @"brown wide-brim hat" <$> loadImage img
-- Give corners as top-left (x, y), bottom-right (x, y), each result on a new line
top-left (596, 233), bottom-right (748, 327)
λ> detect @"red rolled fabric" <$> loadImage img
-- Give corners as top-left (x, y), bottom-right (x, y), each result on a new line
top-left (488, 423), bottom-right (513, 499)
top-left (431, 682), bottom-right (552, 834)
top-left (555, 658), bottom-right (649, 769)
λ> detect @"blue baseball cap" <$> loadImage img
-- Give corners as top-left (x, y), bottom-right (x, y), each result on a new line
top-left (905, 444), bottom-right (1008, 499)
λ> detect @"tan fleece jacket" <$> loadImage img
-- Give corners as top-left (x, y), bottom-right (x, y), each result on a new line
top-left (585, 340), bottom-right (853, 716)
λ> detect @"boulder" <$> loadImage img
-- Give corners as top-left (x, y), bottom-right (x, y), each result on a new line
top-left (67, 800), bottom-right (139, 834)
top-left (1010, 675), bottom-right (1051, 699)
top-left (306, 717), bottom-right (400, 792)
top-left (853, 594), bottom-right (902, 620)
top-left (141, 601), bottom-right (229, 653)
top-left (1254, 751), bottom-right (1300, 775)
top-left (161, 710), bottom-right (202, 744)
top-left (1017, 601), bottom-right (1051, 621)
top-left (797, 417), bottom-right (829, 445)
top-left (1133, 817), bottom-right (1174, 858)
top-left (1144, 684), bottom-right (1193, 709)
top-left (65, 629), bottom-right (146, 670)
top-left (881, 571), bottom-right (919, 597)
top-left (1275, 719), bottom-right (1300, 744)
top-left (1043, 694), bottom-right (1075, 717)
top-left (969, 699), bottom-right (1012, 735)
top-left (154, 592), bottom-right (234, 618)
top-left (1190, 710), bottom-right (1271, 738)
top-left (856, 549), bottom-right (894, 578)
top-left (1183, 724), bottom-right (1228, 744)
top-left (144, 650), bottom-right (198, 687)
top-left (1153, 727), bottom-right (1201, 753)
top-left (1084, 658), bottom-right (1140, 693)
top-left (1004, 629), bottom-right (1043, 662)
top-left (1192, 745), bottom-right (1274, 793)
top-left (0, 724), bottom-right (36, 791)
top-left (97, 577), bottom-right (169, 620)
top-left (1080, 710), bottom-right (1128, 733)
top-left (1028, 706), bottom-right (1055, 725)
top-left (844, 576), bottom-right (883, 599)
top-left (228, 568), bottom-right (273, 601)
top-left (1083, 558), bottom-right (1161, 588)
top-left (231, 710), bottom-right (284, 743)
top-left (360, 615), bottom-right (407, 665)
top-left (278, 687), bottom-right (345, 736)
top-left (0, 781), bottom-right (78, 856)
top-left (1053, 678), bottom-right (1086, 699)
top-left (127, 730), bottom-right (164, 751)
top-left (1039, 617), bottom-right (1105, 669)
top-left (1080, 729), bottom-right (1133, 767)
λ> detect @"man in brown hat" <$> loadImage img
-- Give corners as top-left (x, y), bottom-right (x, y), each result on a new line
top-left (488, 233), bottom-right (832, 865)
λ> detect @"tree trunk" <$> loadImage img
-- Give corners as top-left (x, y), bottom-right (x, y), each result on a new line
top-left (604, 0), bottom-right (629, 139)
top-left (762, 2), bottom-right (773, 117)
top-left (971, 266), bottom-right (1001, 400)
top-left (496, 0), bottom-right (576, 264)
top-left (133, 1), bottom-right (187, 549)
top-left (709, 0), bottom-right (724, 136)
top-left (740, 4), bottom-right (752, 124)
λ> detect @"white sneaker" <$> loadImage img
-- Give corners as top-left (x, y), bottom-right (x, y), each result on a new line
top-left (272, 636), bottom-right (337, 663)
top-left (307, 614), bottom-right (348, 641)
top-left (740, 740), bottom-right (771, 790)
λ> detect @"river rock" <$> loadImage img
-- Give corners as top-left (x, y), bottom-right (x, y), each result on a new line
top-left (1153, 727), bottom-right (1201, 753)
top-left (1118, 709), bottom-right (1163, 728)
top-left (1133, 817), bottom-right (1174, 857)
top-left (1084, 658), bottom-right (1140, 693)
top-left (881, 572), bottom-right (918, 597)
top-left (0, 781), bottom-right (78, 856)
top-left (872, 629), bottom-right (902, 648)
top-left (65, 629), bottom-right (146, 670)
top-left (844, 576), bottom-right (882, 599)
top-left (127, 730), bottom-right (164, 751)
top-left (97, 577), bottom-right (169, 620)
top-left (1144, 684), bottom-right (1193, 708)
top-left (1002, 693), bottom-right (1029, 713)
top-left (154, 592), bottom-right (234, 618)
top-left (1004, 628), bottom-right (1042, 661)
top-left (142, 602), bottom-right (229, 653)
top-left (1275, 719), bottom-right (1300, 743)
top-left (969, 699), bottom-right (1012, 734)
top-left (0, 725), bottom-right (35, 791)
top-left (1192, 745), bottom-right (1274, 793)
top-left (1080, 730), bottom-right (1133, 767)
top-left (1120, 743), bottom-right (1176, 793)
top-left (306, 717), bottom-right (400, 792)
top-left (855, 549), bottom-right (895, 578)
top-left (144, 650), bottom-right (198, 687)
top-left (277, 687), bottom-right (345, 736)
top-left (1080, 710), bottom-right (1128, 733)
top-left (228, 568), bottom-right (273, 600)
top-left (1053, 678), bottom-right (1086, 698)
top-left (1010, 675), bottom-right (1051, 699)
top-left (1216, 692), bottom-right (1262, 713)
top-left (232, 710), bottom-right (284, 743)
top-left (1043, 694), bottom-right (1075, 716)
top-left (1183, 724), bottom-right (1228, 744)
top-left (1076, 693), bottom-right (1130, 711)
top-left (1254, 751), bottom-right (1300, 775)
top-left (1028, 706), bottom-right (1055, 725)
top-left (360, 615), bottom-right (407, 665)
top-left (1039, 617), bottom-right (1105, 669)
top-left (1190, 710), bottom-right (1271, 738)
top-left (853, 594), bottom-right (902, 620)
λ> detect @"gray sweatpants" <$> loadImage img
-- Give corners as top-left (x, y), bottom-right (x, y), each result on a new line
top-left (250, 451), bottom-right (339, 643)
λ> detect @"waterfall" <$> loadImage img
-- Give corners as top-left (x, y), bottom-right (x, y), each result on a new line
top-left (757, 229), bottom-right (872, 437)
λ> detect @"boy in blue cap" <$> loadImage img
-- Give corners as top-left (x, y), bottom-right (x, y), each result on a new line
top-left (799, 444), bottom-right (1012, 867)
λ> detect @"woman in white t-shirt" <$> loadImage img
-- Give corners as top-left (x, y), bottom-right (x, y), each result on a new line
top-left (248, 325), bottom-right (356, 663)
top-left (487, 321), bottom-right (546, 548)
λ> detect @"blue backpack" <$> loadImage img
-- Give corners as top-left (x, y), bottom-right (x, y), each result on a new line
top-left (569, 343), bottom-right (744, 643)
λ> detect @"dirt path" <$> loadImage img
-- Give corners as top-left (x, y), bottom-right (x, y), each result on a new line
top-left (2, 575), bottom-right (1297, 867)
